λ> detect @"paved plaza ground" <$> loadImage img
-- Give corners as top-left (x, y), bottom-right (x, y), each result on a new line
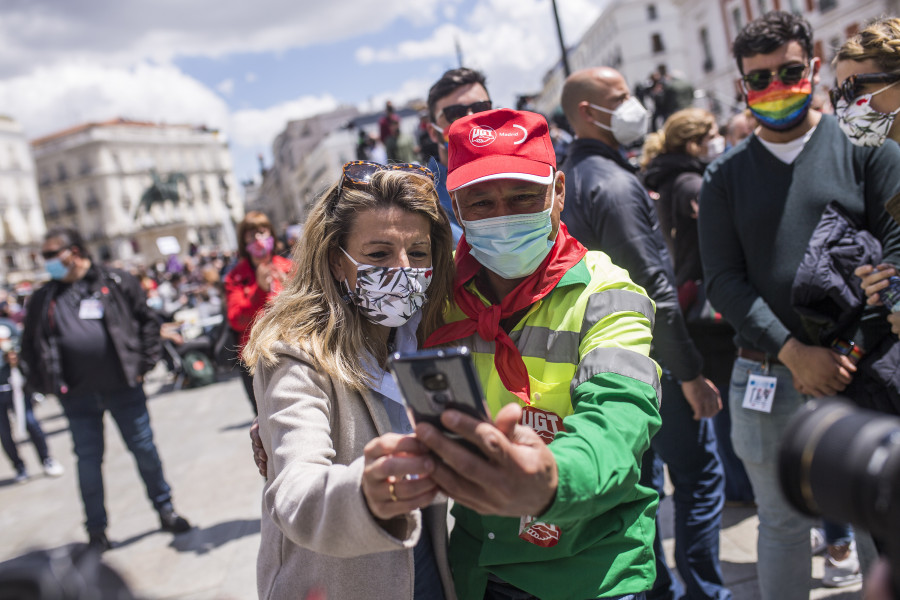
top-left (0, 368), bottom-right (862, 599)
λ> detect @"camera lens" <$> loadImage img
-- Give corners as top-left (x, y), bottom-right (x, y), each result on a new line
top-left (422, 372), bottom-right (448, 391)
top-left (432, 393), bottom-right (449, 405)
top-left (778, 398), bottom-right (900, 543)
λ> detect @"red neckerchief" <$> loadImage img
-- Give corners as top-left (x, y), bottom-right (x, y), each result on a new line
top-left (425, 222), bottom-right (587, 403)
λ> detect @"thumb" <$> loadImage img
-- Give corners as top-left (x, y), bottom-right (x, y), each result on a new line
top-left (494, 402), bottom-right (522, 440)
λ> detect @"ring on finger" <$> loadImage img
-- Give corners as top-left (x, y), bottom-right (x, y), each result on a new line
top-left (389, 482), bottom-right (398, 502)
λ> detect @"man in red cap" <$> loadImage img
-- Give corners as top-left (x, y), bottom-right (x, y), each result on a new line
top-left (416, 108), bottom-right (661, 600)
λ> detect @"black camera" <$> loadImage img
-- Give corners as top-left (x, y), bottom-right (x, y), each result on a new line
top-left (778, 398), bottom-right (900, 596)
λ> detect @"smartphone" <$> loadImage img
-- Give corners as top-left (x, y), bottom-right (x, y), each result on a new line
top-left (387, 347), bottom-right (489, 447)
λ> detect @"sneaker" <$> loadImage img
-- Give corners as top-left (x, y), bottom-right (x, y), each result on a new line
top-left (811, 527), bottom-right (827, 556)
top-left (88, 531), bottom-right (113, 553)
top-left (42, 458), bottom-right (64, 477)
top-left (158, 507), bottom-right (191, 533)
top-left (823, 542), bottom-right (862, 588)
top-left (13, 467), bottom-right (28, 484)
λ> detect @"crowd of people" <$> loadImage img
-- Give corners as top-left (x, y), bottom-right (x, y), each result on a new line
top-left (4, 9), bottom-right (900, 600)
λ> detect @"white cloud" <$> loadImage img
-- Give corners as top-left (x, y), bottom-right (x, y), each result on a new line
top-left (244, 72), bottom-right (257, 83)
top-left (352, 0), bottom-right (605, 108)
top-left (230, 95), bottom-right (342, 149)
top-left (216, 78), bottom-right (235, 96)
top-left (0, 62), bottom-right (229, 141)
top-left (0, 0), bottom-right (447, 78)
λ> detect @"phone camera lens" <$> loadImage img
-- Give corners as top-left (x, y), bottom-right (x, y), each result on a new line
top-left (432, 393), bottom-right (449, 405)
top-left (422, 372), bottom-right (448, 391)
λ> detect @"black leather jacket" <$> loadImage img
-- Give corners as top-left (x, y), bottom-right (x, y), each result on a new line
top-left (21, 264), bottom-right (161, 395)
top-left (561, 138), bottom-right (703, 382)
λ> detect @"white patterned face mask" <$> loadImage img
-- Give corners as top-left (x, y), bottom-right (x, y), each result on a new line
top-left (835, 81), bottom-right (900, 147)
top-left (340, 248), bottom-right (433, 327)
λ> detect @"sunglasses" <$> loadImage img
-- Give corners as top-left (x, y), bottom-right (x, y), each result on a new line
top-left (437, 100), bottom-right (493, 123)
top-left (41, 247), bottom-right (69, 261)
top-left (829, 72), bottom-right (900, 109)
top-left (742, 62), bottom-right (809, 92)
top-left (331, 161), bottom-right (437, 212)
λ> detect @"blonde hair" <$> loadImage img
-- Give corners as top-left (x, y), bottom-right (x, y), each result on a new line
top-left (836, 17), bottom-right (900, 72)
top-left (640, 130), bottom-right (665, 169)
top-left (242, 169), bottom-right (454, 392)
top-left (642, 108), bottom-right (717, 167)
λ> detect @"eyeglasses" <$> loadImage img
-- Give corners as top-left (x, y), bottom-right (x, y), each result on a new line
top-left (436, 100), bottom-right (493, 123)
top-left (331, 161), bottom-right (437, 212)
top-left (742, 62), bottom-right (809, 92)
top-left (41, 247), bottom-right (69, 261)
top-left (829, 72), bottom-right (900, 109)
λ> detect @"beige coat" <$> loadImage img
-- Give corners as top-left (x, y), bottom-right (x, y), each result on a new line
top-left (254, 342), bottom-right (455, 600)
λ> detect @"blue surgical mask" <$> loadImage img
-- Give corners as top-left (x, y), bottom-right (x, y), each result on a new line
top-left (456, 181), bottom-right (557, 280)
top-left (45, 258), bottom-right (68, 280)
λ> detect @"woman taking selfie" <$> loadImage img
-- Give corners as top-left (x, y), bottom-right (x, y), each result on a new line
top-left (242, 162), bottom-right (455, 600)
top-left (225, 211), bottom-right (292, 413)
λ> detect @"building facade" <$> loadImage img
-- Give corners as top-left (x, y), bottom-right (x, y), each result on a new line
top-left (535, 0), bottom-right (690, 116)
top-left (536, 0), bottom-right (896, 123)
top-left (249, 104), bottom-right (424, 235)
top-left (0, 116), bottom-right (47, 285)
top-left (32, 118), bottom-right (242, 265)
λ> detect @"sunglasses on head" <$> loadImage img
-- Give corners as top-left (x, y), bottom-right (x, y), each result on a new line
top-left (437, 100), bottom-right (493, 123)
top-left (331, 161), bottom-right (437, 213)
top-left (742, 62), bottom-right (809, 92)
top-left (829, 71), bottom-right (900, 109)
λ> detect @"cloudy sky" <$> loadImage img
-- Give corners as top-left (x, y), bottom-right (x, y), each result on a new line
top-left (0, 0), bottom-right (606, 184)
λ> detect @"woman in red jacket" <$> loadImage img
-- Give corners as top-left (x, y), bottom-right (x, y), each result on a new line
top-left (225, 211), bottom-right (292, 413)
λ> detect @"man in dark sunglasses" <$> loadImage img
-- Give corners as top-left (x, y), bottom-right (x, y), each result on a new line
top-left (425, 68), bottom-right (493, 243)
top-left (21, 227), bottom-right (193, 553)
top-left (699, 11), bottom-right (900, 600)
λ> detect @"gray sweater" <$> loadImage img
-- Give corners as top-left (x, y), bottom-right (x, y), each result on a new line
top-left (698, 114), bottom-right (900, 356)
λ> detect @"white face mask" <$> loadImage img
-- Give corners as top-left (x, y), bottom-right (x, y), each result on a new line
top-left (835, 81), bottom-right (900, 147)
top-left (589, 97), bottom-right (650, 146)
top-left (703, 135), bottom-right (726, 162)
top-left (340, 248), bottom-right (433, 328)
top-left (455, 181), bottom-right (557, 280)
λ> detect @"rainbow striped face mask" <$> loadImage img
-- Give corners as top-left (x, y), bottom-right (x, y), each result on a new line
top-left (746, 78), bottom-right (813, 131)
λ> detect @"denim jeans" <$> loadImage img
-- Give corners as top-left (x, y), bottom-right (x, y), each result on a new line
top-left (729, 357), bottom-right (814, 600)
top-left (0, 396), bottom-right (49, 470)
top-left (640, 372), bottom-right (730, 600)
top-left (61, 385), bottom-right (172, 533)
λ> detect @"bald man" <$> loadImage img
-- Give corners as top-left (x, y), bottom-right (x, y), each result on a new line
top-left (560, 67), bottom-right (731, 600)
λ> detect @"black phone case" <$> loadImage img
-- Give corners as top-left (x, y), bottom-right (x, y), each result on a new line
top-left (387, 347), bottom-right (488, 443)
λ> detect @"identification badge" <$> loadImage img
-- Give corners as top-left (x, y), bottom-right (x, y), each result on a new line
top-left (78, 298), bottom-right (105, 320)
top-left (742, 373), bottom-right (777, 413)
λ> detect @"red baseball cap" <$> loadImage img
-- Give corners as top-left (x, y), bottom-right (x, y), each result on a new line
top-left (446, 108), bottom-right (556, 192)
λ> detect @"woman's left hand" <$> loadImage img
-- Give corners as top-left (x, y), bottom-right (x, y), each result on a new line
top-left (362, 433), bottom-right (438, 521)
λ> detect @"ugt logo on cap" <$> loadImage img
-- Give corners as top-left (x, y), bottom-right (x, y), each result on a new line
top-left (469, 126), bottom-right (496, 147)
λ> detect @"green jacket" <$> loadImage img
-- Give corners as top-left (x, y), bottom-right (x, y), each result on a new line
top-left (446, 252), bottom-right (662, 599)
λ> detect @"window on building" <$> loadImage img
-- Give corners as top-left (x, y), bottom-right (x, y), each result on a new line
top-left (733, 7), bottom-right (743, 31)
top-left (64, 194), bottom-right (76, 214)
top-left (651, 33), bottom-right (665, 54)
top-left (819, 0), bottom-right (837, 12)
top-left (700, 27), bottom-right (715, 72)
top-left (5, 254), bottom-right (16, 270)
top-left (647, 4), bottom-right (657, 20)
top-left (57, 163), bottom-right (68, 181)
